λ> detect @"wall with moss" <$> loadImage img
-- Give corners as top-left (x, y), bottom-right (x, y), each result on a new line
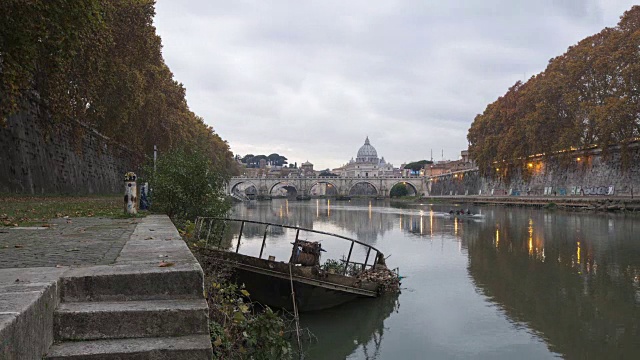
top-left (0, 111), bottom-right (144, 194)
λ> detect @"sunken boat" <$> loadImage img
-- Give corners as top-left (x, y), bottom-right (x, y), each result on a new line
top-left (193, 217), bottom-right (398, 312)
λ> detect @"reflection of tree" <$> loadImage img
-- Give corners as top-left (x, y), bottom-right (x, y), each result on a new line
top-left (300, 294), bottom-right (399, 360)
top-left (464, 210), bottom-right (640, 359)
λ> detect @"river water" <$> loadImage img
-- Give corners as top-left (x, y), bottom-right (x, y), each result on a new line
top-left (228, 199), bottom-right (640, 359)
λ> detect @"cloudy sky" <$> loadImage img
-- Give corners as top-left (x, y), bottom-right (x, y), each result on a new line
top-left (154, 0), bottom-right (636, 170)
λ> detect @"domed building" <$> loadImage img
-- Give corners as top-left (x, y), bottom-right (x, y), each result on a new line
top-left (341, 137), bottom-right (395, 177)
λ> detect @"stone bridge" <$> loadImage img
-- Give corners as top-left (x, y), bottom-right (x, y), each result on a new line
top-left (228, 176), bottom-right (429, 198)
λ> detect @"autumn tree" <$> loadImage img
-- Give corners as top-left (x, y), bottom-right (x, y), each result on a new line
top-left (468, 6), bottom-right (640, 175)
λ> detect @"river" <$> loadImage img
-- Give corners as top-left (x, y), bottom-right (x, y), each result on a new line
top-left (227, 199), bottom-right (640, 359)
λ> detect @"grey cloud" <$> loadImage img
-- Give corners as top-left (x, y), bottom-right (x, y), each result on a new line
top-left (155, 0), bottom-right (636, 169)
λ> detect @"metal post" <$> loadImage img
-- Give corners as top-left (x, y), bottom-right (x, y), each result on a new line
top-left (217, 221), bottom-right (227, 247)
top-left (195, 217), bottom-right (203, 239)
top-left (363, 247), bottom-right (371, 270)
top-left (236, 221), bottom-right (245, 253)
top-left (344, 241), bottom-right (354, 275)
top-left (259, 225), bottom-right (269, 259)
top-left (291, 229), bottom-right (301, 262)
top-left (205, 219), bottom-right (214, 248)
top-left (153, 145), bottom-right (157, 173)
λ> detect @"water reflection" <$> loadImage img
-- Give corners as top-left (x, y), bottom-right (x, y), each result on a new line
top-left (229, 200), bottom-right (640, 359)
top-left (232, 199), bottom-right (396, 245)
top-left (300, 294), bottom-right (400, 360)
top-left (464, 209), bottom-right (640, 359)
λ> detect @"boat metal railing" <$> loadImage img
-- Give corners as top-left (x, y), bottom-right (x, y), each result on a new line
top-left (194, 217), bottom-right (383, 275)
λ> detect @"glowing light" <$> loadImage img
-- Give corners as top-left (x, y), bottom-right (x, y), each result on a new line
top-left (577, 241), bottom-right (581, 264)
top-left (528, 219), bottom-right (534, 256)
top-left (327, 199), bottom-right (331, 217)
top-left (454, 218), bottom-right (458, 236)
top-left (527, 163), bottom-right (533, 168)
top-left (496, 168), bottom-right (500, 171)
top-left (429, 210), bottom-right (433, 237)
top-left (316, 199), bottom-right (319, 217)
top-left (495, 228), bottom-right (500, 248)
top-left (576, 157), bottom-right (582, 162)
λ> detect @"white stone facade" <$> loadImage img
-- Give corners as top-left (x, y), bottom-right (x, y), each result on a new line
top-left (342, 137), bottom-right (395, 178)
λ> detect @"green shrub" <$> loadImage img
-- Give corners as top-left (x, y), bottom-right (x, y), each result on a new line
top-left (390, 183), bottom-right (409, 197)
top-left (146, 148), bottom-right (230, 222)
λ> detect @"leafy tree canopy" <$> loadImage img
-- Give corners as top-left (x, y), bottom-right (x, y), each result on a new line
top-left (240, 153), bottom-right (288, 168)
top-left (0, 0), bottom-right (236, 177)
top-left (404, 160), bottom-right (433, 171)
top-left (467, 6), bottom-right (640, 175)
top-left (318, 170), bottom-right (338, 177)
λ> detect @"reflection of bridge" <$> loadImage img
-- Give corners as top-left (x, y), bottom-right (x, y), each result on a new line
top-left (228, 176), bottom-right (428, 198)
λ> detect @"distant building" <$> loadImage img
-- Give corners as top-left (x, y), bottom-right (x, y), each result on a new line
top-left (301, 161), bottom-right (315, 177)
top-left (341, 137), bottom-right (395, 177)
top-left (425, 150), bottom-right (475, 176)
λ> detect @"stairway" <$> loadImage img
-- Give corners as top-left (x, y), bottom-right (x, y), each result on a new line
top-left (44, 215), bottom-right (213, 359)
top-left (45, 264), bottom-right (212, 359)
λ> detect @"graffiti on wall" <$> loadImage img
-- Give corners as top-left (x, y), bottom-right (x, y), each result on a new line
top-left (571, 186), bottom-right (614, 196)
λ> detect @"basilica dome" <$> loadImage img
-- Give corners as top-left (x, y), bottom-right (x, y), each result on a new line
top-left (356, 136), bottom-right (379, 162)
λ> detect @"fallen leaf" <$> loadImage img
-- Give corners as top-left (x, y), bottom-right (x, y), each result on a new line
top-left (158, 261), bottom-right (175, 267)
top-left (65, 248), bottom-right (80, 252)
top-left (14, 245), bottom-right (24, 248)
top-left (213, 338), bottom-right (223, 347)
top-left (56, 264), bottom-right (64, 268)
top-left (145, 237), bottom-right (154, 240)
top-left (14, 279), bottom-right (19, 283)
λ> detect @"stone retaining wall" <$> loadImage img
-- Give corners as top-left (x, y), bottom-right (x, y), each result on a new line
top-left (429, 143), bottom-right (640, 197)
top-left (0, 110), bottom-right (144, 194)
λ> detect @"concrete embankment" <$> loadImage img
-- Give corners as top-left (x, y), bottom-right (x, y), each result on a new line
top-left (0, 215), bottom-right (212, 359)
top-left (421, 195), bottom-right (640, 211)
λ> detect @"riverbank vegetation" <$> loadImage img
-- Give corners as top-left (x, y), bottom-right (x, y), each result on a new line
top-left (144, 147), bottom-right (230, 226)
top-left (184, 228), bottom-right (293, 359)
top-left (0, 0), bottom-right (236, 172)
top-left (468, 6), bottom-right (640, 176)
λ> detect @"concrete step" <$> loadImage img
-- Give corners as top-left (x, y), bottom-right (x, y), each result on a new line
top-left (61, 263), bottom-right (204, 302)
top-left (54, 299), bottom-right (209, 341)
top-left (45, 334), bottom-right (213, 359)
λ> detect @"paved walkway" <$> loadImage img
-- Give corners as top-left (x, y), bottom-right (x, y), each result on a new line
top-left (0, 215), bottom-right (211, 359)
top-left (0, 217), bottom-right (138, 268)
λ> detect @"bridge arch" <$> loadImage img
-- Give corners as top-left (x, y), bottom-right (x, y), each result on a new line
top-left (348, 181), bottom-right (379, 196)
top-left (309, 180), bottom-right (339, 196)
top-left (230, 181), bottom-right (258, 194)
top-left (269, 181), bottom-right (298, 197)
top-left (390, 181), bottom-right (418, 196)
